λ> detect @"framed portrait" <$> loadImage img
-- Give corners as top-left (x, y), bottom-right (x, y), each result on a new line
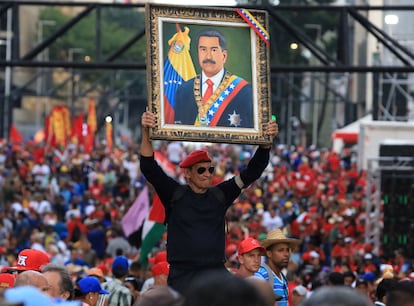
top-left (145, 4), bottom-right (272, 145)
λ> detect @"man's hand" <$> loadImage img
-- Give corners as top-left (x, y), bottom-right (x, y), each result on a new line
top-left (264, 119), bottom-right (278, 137)
top-left (141, 108), bottom-right (156, 129)
top-left (260, 119), bottom-right (278, 149)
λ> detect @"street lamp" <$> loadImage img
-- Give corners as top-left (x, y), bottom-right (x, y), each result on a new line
top-left (1, 8), bottom-right (12, 140)
top-left (384, 14), bottom-right (399, 25)
top-left (68, 48), bottom-right (84, 118)
top-left (304, 23), bottom-right (322, 147)
top-left (384, 14), bottom-right (399, 66)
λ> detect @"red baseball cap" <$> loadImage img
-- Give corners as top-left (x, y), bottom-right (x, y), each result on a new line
top-left (179, 150), bottom-right (211, 168)
top-left (238, 237), bottom-right (266, 256)
top-left (151, 261), bottom-right (169, 277)
top-left (0, 273), bottom-right (15, 288)
top-left (96, 263), bottom-right (109, 274)
top-left (149, 251), bottom-right (168, 265)
top-left (154, 251), bottom-right (167, 264)
top-left (9, 249), bottom-right (50, 271)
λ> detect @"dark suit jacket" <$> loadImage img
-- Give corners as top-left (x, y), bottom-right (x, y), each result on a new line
top-left (174, 72), bottom-right (254, 128)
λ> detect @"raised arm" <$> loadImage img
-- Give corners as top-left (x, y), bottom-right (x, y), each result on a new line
top-left (237, 119), bottom-right (279, 187)
top-left (140, 108), bottom-right (156, 157)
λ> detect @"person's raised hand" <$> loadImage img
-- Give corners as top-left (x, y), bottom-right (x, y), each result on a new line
top-left (141, 108), bottom-right (156, 129)
top-left (264, 120), bottom-right (278, 137)
top-left (259, 119), bottom-right (278, 149)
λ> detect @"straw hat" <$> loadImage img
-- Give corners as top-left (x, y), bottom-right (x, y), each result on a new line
top-left (261, 229), bottom-right (300, 249)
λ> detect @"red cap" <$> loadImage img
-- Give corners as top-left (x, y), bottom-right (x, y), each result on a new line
top-left (226, 243), bottom-right (238, 256)
top-left (238, 237), bottom-right (265, 256)
top-left (0, 273), bottom-right (15, 288)
top-left (9, 249), bottom-right (50, 271)
top-left (148, 251), bottom-right (167, 265)
top-left (97, 263), bottom-right (109, 275)
top-left (309, 206), bottom-right (318, 213)
top-left (151, 261), bottom-right (169, 277)
top-left (154, 251), bottom-right (167, 264)
top-left (179, 150), bottom-right (211, 168)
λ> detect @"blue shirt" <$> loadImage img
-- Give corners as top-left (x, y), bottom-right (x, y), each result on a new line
top-left (254, 266), bottom-right (289, 306)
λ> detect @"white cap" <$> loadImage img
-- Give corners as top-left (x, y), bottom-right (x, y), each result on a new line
top-left (310, 251), bottom-right (320, 258)
top-left (293, 285), bottom-right (308, 296)
top-left (344, 237), bottom-right (353, 243)
top-left (364, 253), bottom-right (373, 260)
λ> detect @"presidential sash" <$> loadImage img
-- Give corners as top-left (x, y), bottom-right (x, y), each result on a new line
top-left (194, 73), bottom-right (248, 126)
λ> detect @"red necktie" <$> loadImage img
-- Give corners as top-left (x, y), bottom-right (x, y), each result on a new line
top-left (202, 79), bottom-right (214, 103)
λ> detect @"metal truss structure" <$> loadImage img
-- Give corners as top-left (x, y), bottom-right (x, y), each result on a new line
top-left (1, 2), bottom-right (414, 143)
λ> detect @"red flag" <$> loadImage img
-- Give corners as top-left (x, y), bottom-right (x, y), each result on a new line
top-left (44, 113), bottom-right (56, 148)
top-left (9, 124), bottom-right (23, 143)
top-left (62, 106), bottom-right (72, 140)
top-left (154, 150), bottom-right (176, 177)
top-left (106, 120), bottom-right (113, 152)
top-left (48, 105), bottom-right (71, 148)
top-left (84, 125), bottom-right (94, 154)
top-left (85, 99), bottom-right (97, 154)
top-left (148, 193), bottom-right (166, 223)
top-left (87, 98), bottom-right (97, 134)
top-left (71, 113), bottom-right (84, 145)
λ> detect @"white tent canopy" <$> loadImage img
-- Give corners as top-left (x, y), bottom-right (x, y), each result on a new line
top-left (332, 114), bottom-right (372, 152)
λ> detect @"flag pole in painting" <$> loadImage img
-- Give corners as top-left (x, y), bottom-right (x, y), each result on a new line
top-left (163, 23), bottom-right (196, 124)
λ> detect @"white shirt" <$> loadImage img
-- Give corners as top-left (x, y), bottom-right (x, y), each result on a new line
top-left (140, 277), bottom-right (154, 294)
top-left (123, 159), bottom-right (140, 182)
top-left (202, 69), bottom-right (224, 96)
top-left (261, 211), bottom-right (284, 232)
top-left (167, 142), bottom-right (184, 165)
top-left (38, 200), bottom-right (52, 214)
top-left (31, 163), bottom-right (51, 180)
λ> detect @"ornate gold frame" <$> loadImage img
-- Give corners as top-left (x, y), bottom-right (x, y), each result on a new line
top-left (145, 4), bottom-right (272, 145)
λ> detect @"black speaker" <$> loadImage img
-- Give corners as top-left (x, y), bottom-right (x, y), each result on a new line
top-left (380, 143), bottom-right (414, 258)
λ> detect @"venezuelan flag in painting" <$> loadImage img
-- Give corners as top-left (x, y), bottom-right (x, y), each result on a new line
top-left (163, 24), bottom-right (196, 124)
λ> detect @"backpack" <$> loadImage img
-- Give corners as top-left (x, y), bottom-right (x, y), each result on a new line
top-left (261, 262), bottom-right (288, 300)
top-left (262, 262), bottom-right (275, 286)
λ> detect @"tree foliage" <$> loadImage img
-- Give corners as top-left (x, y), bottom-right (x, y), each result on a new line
top-left (39, 7), bottom-right (146, 62)
top-left (267, 0), bottom-right (338, 65)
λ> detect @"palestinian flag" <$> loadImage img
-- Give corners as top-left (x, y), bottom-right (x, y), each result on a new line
top-left (138, 193), bottom-right (166, 267)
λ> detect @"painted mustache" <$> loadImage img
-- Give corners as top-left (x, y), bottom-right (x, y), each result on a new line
top-left (202, 59), bottom-right (216, 64)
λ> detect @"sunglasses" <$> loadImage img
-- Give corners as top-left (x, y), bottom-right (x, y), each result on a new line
top-left (196, 166), bottom-right (215, 174)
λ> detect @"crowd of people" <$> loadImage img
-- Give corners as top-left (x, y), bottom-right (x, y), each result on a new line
top-left (0, 111), bottom-right (413, 306)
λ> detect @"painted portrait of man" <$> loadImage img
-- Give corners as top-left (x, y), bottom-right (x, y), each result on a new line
top-left (162, 24), bottom-right (256, 129)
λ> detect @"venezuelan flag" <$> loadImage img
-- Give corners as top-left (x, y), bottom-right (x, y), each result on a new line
top-left (163, 24), bottom-right (196, 124)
